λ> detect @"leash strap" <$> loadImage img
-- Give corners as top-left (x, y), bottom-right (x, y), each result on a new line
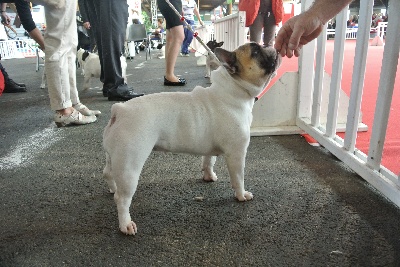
top-left (164, 0), bottom-right (221, 65)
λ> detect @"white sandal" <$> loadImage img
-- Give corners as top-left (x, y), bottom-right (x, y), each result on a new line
top-left (73, 103), bottom-right (101, 116)
top-left (54, 109), bottom-right (97, 127)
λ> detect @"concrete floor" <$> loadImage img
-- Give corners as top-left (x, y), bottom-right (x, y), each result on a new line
top-left (1, 51), bottom-right (400, 267)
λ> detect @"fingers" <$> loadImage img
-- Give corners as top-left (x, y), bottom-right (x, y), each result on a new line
top-left (287, 25), bottom-right (305, 51)
top-left (274, 25), bottom-right (291, 57)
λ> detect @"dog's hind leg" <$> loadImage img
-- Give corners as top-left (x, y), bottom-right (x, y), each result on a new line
top-left (112, 145), bottom-right (152, 235)
top-left (202, 156), bottom-right (218, 182)
top-left (224, 153), bottom-right (253, 202)
top-left (83, 75), bottom-right (90, 90)
top-left (103, 152), bottom-right (116, 193)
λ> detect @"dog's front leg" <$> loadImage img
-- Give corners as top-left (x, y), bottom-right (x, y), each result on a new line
top-left (224, 154), bottom-right (253, 201)
top-left (83, 75), bottom-right (90, 90)
top-left (202, 156), bottom-right (217, 182)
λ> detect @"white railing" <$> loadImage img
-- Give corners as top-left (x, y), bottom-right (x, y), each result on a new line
top-left (327, 28), bottom-right (359, 39)
top-left (297, 0), bottom-right (400, 207)
top-left (230, 3), bottom-right (398, 206)
top-left (326, 26), bottom-right (387, 40)
top-left (213, 11), bottom-right (247, 52)
top-left (190, 25), bottom-right (214, 52)
top-left (0, 39), bottom-right (39, 59)
top-left (377, 22), bottom-right (388, 39)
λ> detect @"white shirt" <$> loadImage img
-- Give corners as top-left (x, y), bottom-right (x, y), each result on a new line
top-left (182, 0), bottom-right (197, 21)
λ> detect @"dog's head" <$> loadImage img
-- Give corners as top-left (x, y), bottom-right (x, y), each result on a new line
top-left (206, 40), bottom-right (224, 52)
top-left (82, 51), bottom-right (90, 62)
top-left (214, 42), bottom-right (281, 88)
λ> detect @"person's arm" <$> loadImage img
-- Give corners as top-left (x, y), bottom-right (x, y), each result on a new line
top-left (15, 1), bottom-right (45, 50)
top-left (1, 3), bottom-right (11, 25)
top-left (28, 27), bottom-right (45, 50)
top-left (274, 0), bottom-right (353, 58)
top-left (194, 5), bottom-right (203, 26)
top-left (78, 0), bottom-right (91, 29)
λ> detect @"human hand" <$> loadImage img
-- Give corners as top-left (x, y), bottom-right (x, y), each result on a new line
top-left (83, 22), bottom-right (91, 29)
top-left (274, 12), bottom-right (324, 58)
top-left (1, 12), bottom-right (11, 25)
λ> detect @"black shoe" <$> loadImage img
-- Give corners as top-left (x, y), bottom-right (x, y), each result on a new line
top-left (102, 87), bottom-right (109, 97)
top-left (107, 84), bottom-right (144, 101)
top-left (4, 79), bottom-right (27, 93)
top-left (164, 76), bottom-right (186, 86)
top-left (13, 80), bottom-right (26, 87)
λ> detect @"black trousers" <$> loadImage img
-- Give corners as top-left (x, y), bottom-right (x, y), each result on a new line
top-left (83, 0), bottom-right (128, 89)
top-left (0, 62), bottom-right (11, 83)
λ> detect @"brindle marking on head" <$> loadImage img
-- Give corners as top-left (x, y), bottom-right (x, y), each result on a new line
top-left (214, 42), bottom-right (280, 87)
top-left (236, 44), bottom-right (277, 80)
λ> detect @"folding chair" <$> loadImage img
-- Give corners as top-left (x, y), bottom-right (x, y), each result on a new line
top-left (126, 24), bottom-right (151, 60)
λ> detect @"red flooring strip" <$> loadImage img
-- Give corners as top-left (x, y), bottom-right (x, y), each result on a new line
top-left (259, 40), bottom-right (399, 174)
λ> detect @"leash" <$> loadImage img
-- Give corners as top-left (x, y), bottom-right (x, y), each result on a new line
top-left (2, 23), bottom-right (17, 39)
top-left (164, 0), bottom-right (221, 65)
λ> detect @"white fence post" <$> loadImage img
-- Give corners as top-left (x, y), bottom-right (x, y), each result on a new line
top-left (343, 0), bottom-right (374, 152)
top-left (367, 1), bottom-right (400, 170)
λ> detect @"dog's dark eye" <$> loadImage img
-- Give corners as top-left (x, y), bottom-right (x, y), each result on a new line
top-left (251, 50), bottom-right (259, 58)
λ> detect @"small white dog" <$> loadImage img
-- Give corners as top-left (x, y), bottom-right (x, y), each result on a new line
top-left (76, 48), bottom-right (86, 76)
top-left (103, 43), bottom-right (281, 235)
top-left (83, 52), bottom-right (127, 90)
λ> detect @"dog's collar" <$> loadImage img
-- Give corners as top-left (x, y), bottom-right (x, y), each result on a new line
top-left (210, 67), bottom-right (264, 99)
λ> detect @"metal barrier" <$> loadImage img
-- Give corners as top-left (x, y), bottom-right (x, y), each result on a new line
top-left (327, 28), bottom-right (358, 39)
top-left (0, 39), bottom-right (39, 59)
top-left (213, 11), bottom-right (247, 51)
top-left (297, 0), bottom-right (400, 207)
top-left (377, 22), bottom-right (388, 39)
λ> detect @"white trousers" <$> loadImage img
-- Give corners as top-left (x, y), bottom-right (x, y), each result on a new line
top-left (44, 0), bottom-right (79, 111)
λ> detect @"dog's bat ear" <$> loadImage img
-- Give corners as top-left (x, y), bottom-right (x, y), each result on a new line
top-left (82, 51), bottom-right (90, 61)
top-left (214, 47), bottom-right (237, 74)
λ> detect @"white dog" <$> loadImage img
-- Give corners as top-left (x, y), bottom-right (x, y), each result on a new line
top-left (83, 52), bottom-right (127, 90)
top-left (76, 48), bottom-right (86, 76)
top-left (103, 43), bottom-right (281, 235)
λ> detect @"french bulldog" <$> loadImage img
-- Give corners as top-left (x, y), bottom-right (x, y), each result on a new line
top-left (102, 42), bottom-right (281, 235)
top-left (205, 40), bottom-right (224, 78)
top-left (82, 51), bottom-right (127, 90)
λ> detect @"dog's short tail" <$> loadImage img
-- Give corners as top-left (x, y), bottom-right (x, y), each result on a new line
top-left (103, 103), bottom-right (124, 138)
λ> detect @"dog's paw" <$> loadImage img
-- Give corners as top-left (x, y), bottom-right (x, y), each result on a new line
top-left (204, 74), bottom-right (210, 78)
top-left (203, 172), bottom-right (218, 182)
top-left (120, 221), bottom-right (137, 235)
top-left (235, 191), bottom-right (254, 201)
top-left (40, 84), bottom-right (46, 89)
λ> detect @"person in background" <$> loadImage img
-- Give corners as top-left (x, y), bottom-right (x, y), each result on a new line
top-left (150, 18), bottom-right (165, 48)
top-left (152, 18), bottom-right (165, 40)
top-left (77, 0), bottom-right (96, 52)
top-left (0, 1), bottom-right (45, 93)
top-left (239, 0), bottom-right (283, 47)
top-left (180, 0), bottom-right (203, 56)
top-left (43, 0), bottom-right (100, 127)
top-left (157, 0), bottom-right (186, 86)
top-left (0, 62), bottom-right (26, 93)
top-left (81, 0), bottom-right (144, 101)
top-left (274, 0), bottom-right (354, 58)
